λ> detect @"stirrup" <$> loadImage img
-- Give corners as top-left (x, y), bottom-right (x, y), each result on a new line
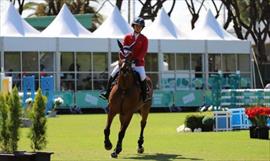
top-left (142, 94), bottom-right (151, 103)
top-left (99, 92), bottom-right (108, 100)
top-left (143, 97), bottom-right (151, 103)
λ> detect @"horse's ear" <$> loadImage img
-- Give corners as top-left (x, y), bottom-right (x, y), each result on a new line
top-left (117, 40), bottom-right (124, 51)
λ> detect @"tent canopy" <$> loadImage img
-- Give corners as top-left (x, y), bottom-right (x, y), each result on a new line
top-left (0, 2), bottom-right (40, 36)
top-left (142, 8), bottom-right (186, 39)
top-left (92, 7), bottom-right (132, 38)
top-left (41, 4), bottom-right (91, 37)
top-left (0, 2), bottom-right (250, 54)
top-left (187, 10), bottom-right (238, 40)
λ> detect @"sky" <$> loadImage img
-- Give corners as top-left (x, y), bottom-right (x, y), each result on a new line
top-left (0, 0), bottom-right (226, 32)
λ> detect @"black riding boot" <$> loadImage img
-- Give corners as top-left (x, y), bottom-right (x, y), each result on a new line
top-left (100, 76), bottom-right (114, 100)
top-left (141, 79), bottom-right (150, 102)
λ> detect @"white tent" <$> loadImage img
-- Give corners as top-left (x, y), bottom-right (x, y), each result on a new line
top-left (0, 2), bottom-right (55, 52)
top-left (0, 3), bottom-right (252, 90)
top-left (92, 7), bottom-right (132, 39)
top-left (188, 10), bottom-right (237, 40)
top-left (41, 4), bottom-right (92, 37)
top-left (139, 8), bottom-right (204, 53)
top-left (142, 8), bottom-right (185, 40)
top-left (0, 3), bottom-right (40, 36)
top-left (40, 4), bottom-right (106, 52)
top-left (185, 10), bottom-right (250, 54)
top-left (91, 7), bottom-right (133, 52)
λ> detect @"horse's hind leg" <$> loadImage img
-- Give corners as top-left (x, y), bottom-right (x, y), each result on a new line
top-left (111, 113), bottom-right (133, 158)
top-left (104, 111), bottom-right (116, 150)
top-left (137, 104), bottom-right (150, 154)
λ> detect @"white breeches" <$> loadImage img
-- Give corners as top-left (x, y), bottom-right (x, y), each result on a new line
top-left (111, 65), bottom-right (146, 81)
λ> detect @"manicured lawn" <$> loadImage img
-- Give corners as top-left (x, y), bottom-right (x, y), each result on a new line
top-left (18, 113), bottom-right (270, 161)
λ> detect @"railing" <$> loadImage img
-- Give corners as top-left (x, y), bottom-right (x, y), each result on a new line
top-left (221, 89), bottom-right (270, 108)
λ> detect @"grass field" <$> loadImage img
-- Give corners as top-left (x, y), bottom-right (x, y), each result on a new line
top-left (18, 112), bottom-right (270, 161)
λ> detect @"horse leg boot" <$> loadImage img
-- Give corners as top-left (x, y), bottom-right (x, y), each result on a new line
top-left (100, 76), bottom-right (115, 100)
top-left (141, 79), bottom-right (151, 102)
top-left (104, 129), bottom-right (112, 150)
top-left (111, 114), bottom-right (133, 158)
top-left (104, 112), bottom-right (116, 150)
top-left (111, 129), bottom-right (126, 158)
top-left (137, 120), bottom-right (146, 154)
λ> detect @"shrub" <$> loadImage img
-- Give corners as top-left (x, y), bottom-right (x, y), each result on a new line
top-left (29, 88), bottom-right (47, 151)
top-left (7, 87), bottom-right (22, 153)
top-left (202, 116), bottom-right (214, 131)
top-left (0, 94), bottom-right (9, 152)
top-left (184, 115), bottom-right (204, 131)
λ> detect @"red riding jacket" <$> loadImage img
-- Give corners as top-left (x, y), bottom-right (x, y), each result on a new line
top-left (120, 33), bottom-right (148, 67)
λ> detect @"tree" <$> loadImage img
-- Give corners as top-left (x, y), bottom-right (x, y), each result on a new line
top-left (115, 0), bottom-right (176, 21)
top-left (29, 88), bottom-right (47, 151)
top-left (0, 94), bottom-right (9, 152)
top-left (184, 0), bottom-right (225, 29)
top-left (138, 0), bottom-right (176, 21)
top-left (9, 0), bottom-right (25, 14)
top-left (22, 0), bottom-right (103, 31)
top-left (116, 0), bottom-right (123, 10)
top-left (184, 0), bottom-right (206, 29)
top-left (221, 0), bottom-right (270, 62)
top-left (7, 87), bottom-right (22, 153)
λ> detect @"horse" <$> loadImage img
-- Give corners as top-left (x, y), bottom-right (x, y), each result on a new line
top-left (103, 40), bottom-right (153, 158)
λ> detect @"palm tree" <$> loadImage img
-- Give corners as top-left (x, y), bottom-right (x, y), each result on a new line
top-left (24, 0), bottom-right (103, 31)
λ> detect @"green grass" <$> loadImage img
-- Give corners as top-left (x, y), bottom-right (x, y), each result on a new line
top-left (18, 113), bottom-right (270, 161)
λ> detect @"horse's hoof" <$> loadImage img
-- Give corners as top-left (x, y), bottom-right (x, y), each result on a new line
top-left (104, 141), bottom-right (112, 150)
top-left (111, 152), bottom-right (118, 158)
top-left (115, 147), bottom-right (122, 154)
top-left (137, 147), bottom-right (144, 154)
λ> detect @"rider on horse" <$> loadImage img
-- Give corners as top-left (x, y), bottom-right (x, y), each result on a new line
top-left (100, 17), bottom-right (150, 102)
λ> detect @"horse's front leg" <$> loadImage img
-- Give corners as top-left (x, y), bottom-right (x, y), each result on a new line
top-left (137, 105), bottom-right (150, 154)
top-left (137, 119), bottom-right (146, 154)
top-left (104, 110), bottom-right (116, 150)
top-left (111, 114), bottom-right (133, 158)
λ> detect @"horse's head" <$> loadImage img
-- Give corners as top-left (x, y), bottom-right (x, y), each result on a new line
top-left (117, 40), bottom-right (136, 76)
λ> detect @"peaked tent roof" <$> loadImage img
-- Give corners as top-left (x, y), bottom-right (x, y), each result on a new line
top-left (142, 8), bottom-right (185, 39)
top-left (41, 4), bottom-right (91, 37)
top-left (92, 7), bottom-right (132, 38)
top-left (0, 2), bottom-right (40, 36)
top-left (187, 10), bottom-right (238, 40)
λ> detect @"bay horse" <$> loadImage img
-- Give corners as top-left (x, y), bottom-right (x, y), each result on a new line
top-left (104, 40), bottom-right (153, 158)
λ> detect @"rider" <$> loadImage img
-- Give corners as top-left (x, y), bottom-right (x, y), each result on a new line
top-left (100, 17), bottom-right (150, 102)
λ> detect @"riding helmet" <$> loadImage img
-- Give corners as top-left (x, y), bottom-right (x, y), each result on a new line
top-left (132, 17), bottom-right (145, 28)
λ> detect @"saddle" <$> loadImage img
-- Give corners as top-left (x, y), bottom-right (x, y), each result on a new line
top-left (111, 71), bottom-right (151, 100)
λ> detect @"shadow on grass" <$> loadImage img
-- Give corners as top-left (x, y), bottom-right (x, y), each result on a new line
top-left (123, 153), bottom-right (203, 161)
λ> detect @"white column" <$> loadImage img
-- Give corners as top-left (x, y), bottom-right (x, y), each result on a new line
top-left (158, 40), bottom-right (163, 89)
top-left (55, 38), bottom-right (61, 91)
top-left (249, 42), bottom-right (254, 88)
top-left (205, 40), bottom-right (209, 89)
top-left (108, 38), bottom-right (112, 75)
top-left (0, 37), bottom-right (4, 73)
top-left (74, 51), bottom-right (77, 92)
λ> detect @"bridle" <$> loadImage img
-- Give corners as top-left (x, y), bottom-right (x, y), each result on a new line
top-left (117, 40), bottom-right (136, 77)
